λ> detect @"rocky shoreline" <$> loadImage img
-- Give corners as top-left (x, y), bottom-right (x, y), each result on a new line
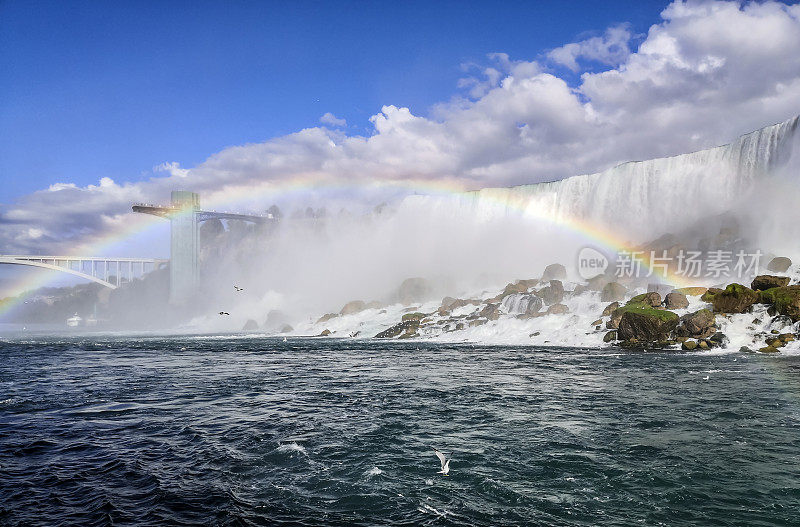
top-left (287, 257), bottom-right (800, 353)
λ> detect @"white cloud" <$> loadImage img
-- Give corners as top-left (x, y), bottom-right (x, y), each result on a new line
top-left (1, 0), bottom-right (799, 254)
top-left (320, 112), bottom-right (347, 127)
top-left (548, 24), bottom-right (633, 72)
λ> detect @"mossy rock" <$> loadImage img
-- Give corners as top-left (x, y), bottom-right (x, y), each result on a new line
top-left (603, 330), bottom-right (618, 343)
top-left (674, 287), bottom-right (708, 297)
top-left (751, 275), bottom-right (790, 291)
top-left (701, 288), bottom-right (723, 302)
top-left (401, 312), bottom-right (426, 322)
top-left (707, 284), bottom-right (759, 314)
top-left (628, 291), bottom-right (661, 307)
top-left (375, 320), bottom-right (419, 339)
top-left (758, 286), bottom-right (800, 322)
top-left (682, 340), bottom-right (698, 350)
top-left (758, 345), bottom-right (780, 353)
top-left (617, 306), bottom-right (679, 342)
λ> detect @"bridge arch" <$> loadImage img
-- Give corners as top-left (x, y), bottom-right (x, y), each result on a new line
top-left (0, 256), bottom-right (168, 290)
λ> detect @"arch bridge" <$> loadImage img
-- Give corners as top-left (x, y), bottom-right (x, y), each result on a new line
top-left (0, 255), bottom-right (168, 289)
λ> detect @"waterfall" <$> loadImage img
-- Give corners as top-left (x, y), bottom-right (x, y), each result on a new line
top-left (401, 116), bottom-right (800, 244)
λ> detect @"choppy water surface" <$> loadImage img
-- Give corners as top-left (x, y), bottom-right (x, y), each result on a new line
top-left (1, 337), bottom-right (800, 526)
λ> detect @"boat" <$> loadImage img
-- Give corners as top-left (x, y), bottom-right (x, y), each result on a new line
top-left (66, 313), bottom-right (82, 327)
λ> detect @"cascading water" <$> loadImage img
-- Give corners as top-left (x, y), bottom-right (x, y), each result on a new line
top-left (400, 115), bottom-right (800, 245)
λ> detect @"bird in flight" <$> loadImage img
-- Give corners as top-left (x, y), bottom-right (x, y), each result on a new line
top-left (234, 285), bottom-right (243, 292)
top-left (433, 449), bottom-right (451, 475)
top-left (219, 311), bottom-right (230, 316)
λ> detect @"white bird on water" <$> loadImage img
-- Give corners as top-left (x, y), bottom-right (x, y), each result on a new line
top-left (433, 449), bottom-right (451, 475)
top-left (703, 375), bottom-right (710, 381)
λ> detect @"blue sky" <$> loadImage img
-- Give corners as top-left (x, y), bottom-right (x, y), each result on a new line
top-left (0, 0), bottom-right (670, 203)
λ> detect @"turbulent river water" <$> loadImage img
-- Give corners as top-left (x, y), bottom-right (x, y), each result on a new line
top-left (1, 336), bottom-right (800, 526)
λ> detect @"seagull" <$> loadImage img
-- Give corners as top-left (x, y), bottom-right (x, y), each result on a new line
top-left (703, 375), bottom-right (710, 380)
top-left (234, 285), bottom-right (243, 292)
top-left (283, 337), bottom-right (287, 342)
top-left (433, 449), bottom-right (451, 475)
top-left (219, 311), bottom-right (230, 316)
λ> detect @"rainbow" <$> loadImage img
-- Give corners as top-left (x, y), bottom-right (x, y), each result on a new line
top-left (0, 175), bottom-right (702, 317)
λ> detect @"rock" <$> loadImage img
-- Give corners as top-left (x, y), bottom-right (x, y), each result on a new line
top-left (523, 295), bottom-right (544, 316)
top-left (517, 279), bottom-right (540, 289)
top-left (278, 324), bottom-right (293, 333)
top-left (617, 307), bottom-right (679, 342)
top-left (530, 331), bottom-right (541, 337)
top-left (601, 282), bottom-right (627, 302)
top-left (758, 345), bottom-right (780, 353)
top-left (536, 280), bottom-right (564, 306)
top-left (586, 274), bottom-right (611, 291)
top-left (700, 288), bottom-right (723, 302)
top-left (375, 320), bottom-right (419, 339)
top-left (264, 310), bottom-right (290, 329)
top-left (602, 301), bottom-right (620, 317)
top-left (664, 292), bottom-right (689, 310)
top-left (739, 346), bottom-right (753, 353)
top-left (698, 340), bottom-right (710, 350)
top-left (779, 333), bottom-right (796, 343)
top-left (468, 318), bottom-right (487, 327)
top-left (629, 291), bottom-right (662, 307)
top-left (242, 319), bottom-right (259, 331)
top-left (318, 328), bottom-right (331, 337)
top-left (758, 286), bottom-right (800, 322)
top-left (316, 312), bottom-right (338, 324)
top-left (709, 332), bottom-right (729, 347)
top-left (765, 337), bottom-right (785, 348)
top-left (705, 284), bottom-right (759, 314)
top-left (542, 263), bottom-right (567, 281)
top-left (675, 309), bottom-right (716, 339)
top-left (591, 319), bottom-right (603, 327)
top-left (751, 275), bottom-right (791, 291)
top-left (501, 282), bottom-right (529, 297)
top-left (603, 330), bottom-right (617, 343)
top-left (546, 303), bottom-right (570, 315)
top-left (480, 303), bottom-right (501, 321)
top-left (682, 340), bottom-right (698, 350)
top-left (440, 297), bottom-right (458, 310)
top-left (396, 277), bottom-right (433, 305)
top-left (766, 256), bottom-right (792, 273)
top-left (340, 300), bottom-right (366, 315)
top-left (673, 287), bottom-right (708, 297)
top-left (401, 312), bottom-right (425, 322)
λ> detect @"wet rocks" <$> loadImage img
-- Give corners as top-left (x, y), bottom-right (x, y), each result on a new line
top-left (316, 312), bottom-right (338, 324)
top-left (664, 292), bottom-right (689, 310)
top-left (675, 309), bottom-right (716, 339)
top-left (546, 303), bottom-right (570, 315)
top-left (480, 303), bottom-right (502, 321)
top-left (602, 302), bottom-right (620, 317)
top-left (617, 308), bottom-right (679, 342)
top-left (535, 280), bottom-right (564, 306)
top-left (600, 282), bottom-right (627, 302)
top-left (396, 277), bottom-right (433, 305)
top-left (758, 285), bottom-right (800, 322)
top-left (375, 319), bottom-right (419, 339)
top-left (766, 256), bottom-right (792, 273)
top-left (751, 275), bottom-right (791, 291)
top-left (340, 300), bottom-right (366, 315)
top-left (318, 328), bottom-right (332, 337)
top-left (242, 319), bottom-right (259, 331)
top-left (603, 330), bottom-right (617, 342)
top-left (703, 284), bottom-right (759, 314)
top-left (541, 263), bottom-right (567, 282)
top-left (629, 292), bottom-right (662, 308)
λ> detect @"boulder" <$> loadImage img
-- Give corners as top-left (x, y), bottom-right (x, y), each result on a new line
top-left (664, 292), bottom-right (689, 310)
top-left (758, 285), bottom-right (800, 322)
top-left (318, 329), bottom-right (331, 337)
top-left (242, 319), bottom-right (259, 331)
top-left (316, 312), bottom-right (338, 324)
top-left (766, 257), bottom-right (792, 273)
top-left (401, 312), bottom-right (425, 322)
top-left (758, 345), bottom-right (780, 353)
top-left (501, 282), bottom-right (528, 297)
top-left (751, 275), bottom-right (791, 291)
top-left (396, 277), bottom-right (433, 305)
top-left (480, 303), bottom-right (502, 321)
top-left (603, 330), bottom-right (618, 343)
top-left (440, 296), bottom-right (458, 310)
top-left (617, 307), bottom-right (679, 342)
top-left (601, 282), bottom-right (627, 302)
top-left (630, 291), bottom-right (662, 307)
top-left (682, 340), bottom-right (698, 350)
top-left (517, 279), bottom-right (540, 289)
top-left (375, 319), bottom-right (419, 339)
top-left (586, 273), bottom-right (612, 291)
top-left (705, 284), bottom-right (759, 314)
top-left (542, 263), bottom-right (567, 282)
top-left (278, 324), bottom-right (293, 333)
top-left (546, 303), bottom-right (570, 315)
top-left (700, 288), bottom-right (723, 302)
top-left (602, 301), bottom-right (620, 317)
top-left (535, 280), bottom-right (564, 306)
top-left (340, 300), bottom-right (367, 315)
top-left (675, 309), bottom-right (716, 339)
top-left (673, 287), bottom-right (708, 297)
